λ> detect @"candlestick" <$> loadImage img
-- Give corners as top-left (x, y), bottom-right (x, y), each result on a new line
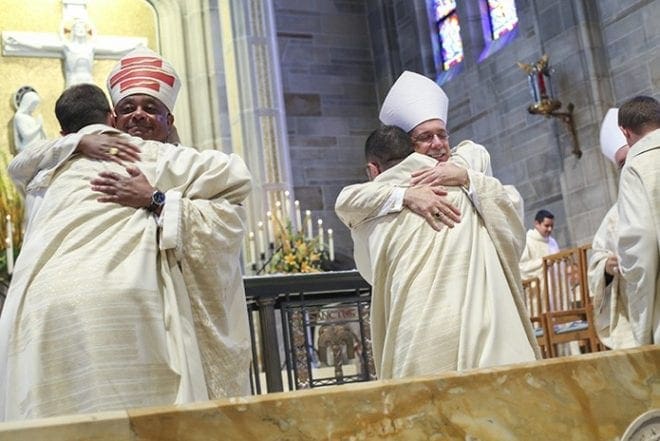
top-left (248, 232), bottom-right (257, 267)
top-left (294, 200), bottom-right (302, 233)
top-left (257, 221), bottom-right (265, 259)
top-left (6, 215), bottom-right (14, 275)
top-left (305, 210), bottom-right (313, 240)
top-left (328, 228), bottom-right (334, 261)
top-left (284, 191), bottom-right (291, 226)
top-left (266, 211), bottom-right (275, 247)
top-left (317, 219), bottom-right (324, 251)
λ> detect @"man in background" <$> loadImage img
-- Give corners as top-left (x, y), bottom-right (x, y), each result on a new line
top-left (519, 209), bottom-right (560, 281)
top-left (587, 108), bottom-right (636, 349)
top-left (616, 95), bottom-right (660, 345)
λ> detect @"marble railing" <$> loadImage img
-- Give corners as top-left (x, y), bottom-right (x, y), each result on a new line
top-left (0, 346), bottom-right (657, 440)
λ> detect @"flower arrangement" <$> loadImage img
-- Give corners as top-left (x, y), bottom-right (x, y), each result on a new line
top-left (263, 216), bottom-right (328, 274)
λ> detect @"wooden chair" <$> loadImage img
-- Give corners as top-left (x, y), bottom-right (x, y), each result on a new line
top-left (542, 247), bottom-right (600, 357)
top-left (522, 276), bottom-right (551, 358)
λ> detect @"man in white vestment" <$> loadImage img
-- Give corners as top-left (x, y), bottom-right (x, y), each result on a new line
top-left (335, 71), bottom-right (524, 234)
top-left (8, 48), bottom-right (180, 233)
top-left (519, 209), bottom-right (560, 280)
top-left (335, 72), bottom-right (539, 379)
top-left (616, 96), bottom-right (660, 345)
top-left (337, 126), bottom-right (538, 379)
top-left (587, 108), bottom-right (637, 349)
top-left (1, 53), bottom-right (253, 421)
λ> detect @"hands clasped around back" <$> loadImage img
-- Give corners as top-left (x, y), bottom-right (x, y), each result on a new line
top-left (403, 161), bottom-right (469, 231)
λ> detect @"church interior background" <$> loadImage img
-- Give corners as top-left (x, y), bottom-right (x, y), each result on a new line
top-left (0, 0), bottom-right (658, 271)
top-left (0, 0), bottom-right (658, 437)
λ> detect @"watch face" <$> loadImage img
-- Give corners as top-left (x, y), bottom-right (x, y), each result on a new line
top-left (152, 191), bottom-right (166, 205)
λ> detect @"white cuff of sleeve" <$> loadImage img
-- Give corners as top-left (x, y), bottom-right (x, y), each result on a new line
top-left (159, 190), bottom-right (182, 251)
top-left (464, 170), bottom-right (481, 213)
top-left (376, 186), bottom-right (406, 217)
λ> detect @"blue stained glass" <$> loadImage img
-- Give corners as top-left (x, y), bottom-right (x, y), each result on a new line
top-left (434, 0), bottom-right (457, 21)
top-left (439, 13), bottom-right (464, 70)
top-left (487, 0), bottom-right (519, 40)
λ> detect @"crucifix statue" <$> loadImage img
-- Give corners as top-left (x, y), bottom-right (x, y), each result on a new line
top-left (1, 0), bottom-right (147, 88)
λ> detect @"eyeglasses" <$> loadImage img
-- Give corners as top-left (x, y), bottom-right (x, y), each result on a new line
top-left (412, 131), bottom-right (450, 144)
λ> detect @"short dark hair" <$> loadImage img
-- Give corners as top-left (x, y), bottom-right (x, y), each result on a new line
top-left (365, 125), bottom-right (414, 172)
top-left (618, 95), bottom-right (660, 135)
top-left (55, 84), bottom-right (111, 134)
top-left (534, 209), bottom-right (554, 223)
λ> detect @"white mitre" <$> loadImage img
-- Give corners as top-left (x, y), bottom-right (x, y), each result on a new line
top-left (379, 71), bottom-right (449, 132)
top-left (599, 108), bottom-right (626, 164)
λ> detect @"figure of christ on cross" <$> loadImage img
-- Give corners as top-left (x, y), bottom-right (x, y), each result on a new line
top-left (2, 8), bottom-right (147, 88)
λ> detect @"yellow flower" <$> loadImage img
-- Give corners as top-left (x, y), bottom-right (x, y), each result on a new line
top-left (308, 252), bottom-right (320, 262)
top-left (284, 253), bottom-right (297, 265)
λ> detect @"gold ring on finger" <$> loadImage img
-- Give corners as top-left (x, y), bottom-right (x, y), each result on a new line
top-left (108, 147), bottom-right (119, 156)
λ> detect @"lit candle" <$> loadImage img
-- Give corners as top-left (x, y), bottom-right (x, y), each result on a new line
top-left (294, 200), bottom-right (302, 233)
top-left (305, 210), bottom-right (313, 240)
top-left (317, 219), bottom-right (324, 251)
top-left (266, 211), bottom-right (275, 247)
top-left (257, 221), bottom-right (265, 259)
top-left (284, 191), bottom-right (291, 225)
top-left (5, 215), bottom-right (13, 276)
top-left (248, 231), bottom-right (257, 266)
top-left (328, 228), bottom-right (334, 261)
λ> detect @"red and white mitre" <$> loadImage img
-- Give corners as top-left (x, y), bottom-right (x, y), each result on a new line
top-left (107, 47), bottom-right (181, 112)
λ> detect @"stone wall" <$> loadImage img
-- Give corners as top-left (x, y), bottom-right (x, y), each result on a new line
top-left (274, 0), bottom-right (381, 262)
top-left (275, 0), bottom-right (659, 259)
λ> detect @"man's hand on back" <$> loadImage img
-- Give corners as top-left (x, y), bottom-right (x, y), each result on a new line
top-left (90, 166), bottom-right (155, 210)
top-left (403, 184), bottom-right (461, 231)
top-left (78, 134), bottom-right (141, 164)
top-left (410, 162), bottom-right (469, 187)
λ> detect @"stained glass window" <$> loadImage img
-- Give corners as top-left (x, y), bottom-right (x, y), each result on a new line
top-left (434, 0), bottom-right (456, 19)
top-left (487, 0), bottom-right (518, 40)
top-left (433, 0), bottom-right (464, 71)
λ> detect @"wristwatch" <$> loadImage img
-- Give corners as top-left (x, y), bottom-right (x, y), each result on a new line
top-left (149, 189), bottom-right (166, 212)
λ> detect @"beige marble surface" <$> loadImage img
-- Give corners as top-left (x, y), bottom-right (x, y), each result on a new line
top-left (1, 346), bottom-right (658, 440)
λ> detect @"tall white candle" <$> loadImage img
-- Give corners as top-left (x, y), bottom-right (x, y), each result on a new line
top-left (328, 228), bottom-right (334, 261)
top-left (317, 219), bottom-right (324, 251)
top-left (284, 191), bottom-right (291, 225)
top-left (248, 232), bottom-right (257, 266)
top-left (257, 221), bottom-right (265, 258)
top-left (266, 211), bottom-right (275, 246)
top-left (305, 210), bottom-right (313, 240)
top-left (5, 215), bottom-right (13, 276)
top-left (294, 200), bottom-right (302, 233)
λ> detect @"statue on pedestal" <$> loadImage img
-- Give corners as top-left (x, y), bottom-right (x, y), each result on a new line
top-left (12, 86), bottom-right (47, 153)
